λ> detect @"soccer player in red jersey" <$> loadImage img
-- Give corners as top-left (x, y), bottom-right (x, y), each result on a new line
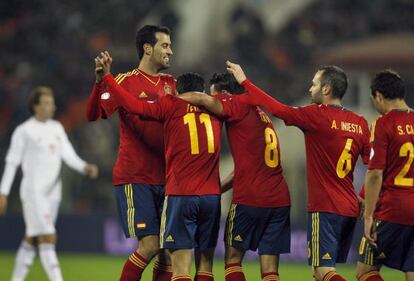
top-left (225, 61), bottom-right (370, 281)
top-left (179, 73), bottom-right (291, 281)
top-left (96, 52), bottom-right (223, 281)
top-left (87, 25), bottom-right (175, 281)
top-left (357, 70), bottom-right (414, 281)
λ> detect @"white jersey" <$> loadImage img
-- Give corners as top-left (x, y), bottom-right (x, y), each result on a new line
top-left (0, 117), bottom-right (86, 201)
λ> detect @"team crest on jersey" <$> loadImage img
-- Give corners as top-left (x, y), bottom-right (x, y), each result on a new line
top-left (138, 92), bottom-right (148, 98)
top-left (164, 83), bottom-right (173, 95)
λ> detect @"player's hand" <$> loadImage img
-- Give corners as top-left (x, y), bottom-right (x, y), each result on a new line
top-left (226, 61), bottom-right (247, 84)
top-left (95, 51), bottom-right (113, 79)
top-left (364, 215), bottom-right (378, 247)
top-left (84, 164), bottom-right (99, 179)
top-left (0, 194), bottom-right (8, 216)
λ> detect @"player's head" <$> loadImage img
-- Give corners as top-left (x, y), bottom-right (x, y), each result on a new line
top-left (310, 65), bottom-right (348, 104)
top-left (370, 70), bottom-right (405, 114)
top-left (176, 72), bottom-right (205, 94)
top-left (29, 86), bottom-right (56, 120)
top-left (136, 25), bottom-right (172, 71)
top-left (209, 73), bottom-right (245, 96)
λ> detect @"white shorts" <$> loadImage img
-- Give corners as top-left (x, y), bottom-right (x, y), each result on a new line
top-left (21, 197), bottom-right (60, 237)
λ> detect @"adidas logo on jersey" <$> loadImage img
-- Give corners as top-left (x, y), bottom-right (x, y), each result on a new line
top-left (138, 92), bottom-right (148, 98)
top-left (165, 235), bottom-right (174, 242)
top-left (234, 235), bottom-right (243, 242)
top-left (322, 253), bottom-right (332, 260)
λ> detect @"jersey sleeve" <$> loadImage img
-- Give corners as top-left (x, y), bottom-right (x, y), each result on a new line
top-left (238, 79), bottom-right (318, 131)
top-left (368, 117), bottom-right (388, 170)
top-left (0, 127), bottom-right (25, 195)
top-left (102, 74), bottom-right (165, 121)
top-left (220, 95), bottom-right (250, 122)
top-left (58, 123), bottom-right (87, 174)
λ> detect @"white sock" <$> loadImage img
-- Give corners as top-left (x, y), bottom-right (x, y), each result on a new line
top-left (38, 243), bottom-right (63, 281)
top-left (10, 241), bottom-right (36, 281)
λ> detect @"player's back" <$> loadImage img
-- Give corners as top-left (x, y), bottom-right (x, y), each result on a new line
top-left (160, 95), bottom-right (222, 196)
top-left (297, 104), bottom-right (370, 217)
top-left (219, 94), bottom-right (290, 208)
top-left (371, 109), bottom-right (414, 225)
top-left (101, 69), bottom-right (176, 186)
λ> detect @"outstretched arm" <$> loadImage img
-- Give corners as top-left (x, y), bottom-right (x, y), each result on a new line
top-left (179, 92), bottom-right (224, 116)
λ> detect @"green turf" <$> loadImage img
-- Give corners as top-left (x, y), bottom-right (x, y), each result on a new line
top-left (0, 251), bottom-right (404, 280)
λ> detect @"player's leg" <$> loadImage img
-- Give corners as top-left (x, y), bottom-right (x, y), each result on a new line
top-left (194, 195), bottom-right (221, 281)
top-left (160, 195), bottom-right (198, 281)
top-left (194, 248), bottom-right (215, 281)
top-left (115, 184), bottom-right (164, 281)
top-left (258, 206), bottom-right (291, 281)
top-left (308, 212), bottom-right (352, 281)
top-left (38, 233), bottom-right (63, 281)
top-left (224, 246), bottom-right (246, 281)
top-left (152, 249), bottom-right (172, 281)
top-left (224, 204), bottom-right (261, 281)
top-left (10, 236), bottom-right (37, 281)
top-left (19, 198), bottom-right (63, 281)
top-left (152, 185), bottom-right (172, 281)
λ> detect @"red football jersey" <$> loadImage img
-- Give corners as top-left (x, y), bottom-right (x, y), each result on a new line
top-left (369, 109), bottom-right (414, 225)
top-left (219, 94), bottom-right (290, 208)
top-left (103, 74), bottom-right (222, 196)
top-left (240, 80), bottom-right (370, 217)
top-left (88, 69), bottom-right (176, 186)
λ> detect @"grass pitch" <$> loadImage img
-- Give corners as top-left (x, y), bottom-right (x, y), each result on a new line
top-left (0, 251), bottom-right (404, 280)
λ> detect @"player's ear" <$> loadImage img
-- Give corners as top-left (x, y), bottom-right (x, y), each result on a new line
top-left (322, 84), bottom-right (331, 96)
top-left (143, 43), bottom-right (152, 56)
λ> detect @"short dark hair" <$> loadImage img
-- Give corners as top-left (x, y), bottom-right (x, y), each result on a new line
top-left (210, 73), bottom-right (245, 95)
top-left (176, 72), bottom-right (205, 94)
top-left (136, 25), bottom-right (170, 60)
top-left (371, 69), bottom-right (405, 99)
top-left (318, 65), bottom-right (348, 99)
top-left (28, 86), bottom-right (54, 114)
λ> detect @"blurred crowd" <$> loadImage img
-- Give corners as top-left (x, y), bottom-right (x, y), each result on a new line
top-left (0, 0), bottom-right (413, 216)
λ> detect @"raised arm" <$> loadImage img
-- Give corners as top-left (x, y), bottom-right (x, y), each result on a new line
top-left (179, 92), bottom-right (224, 116)
top-left (226, 61), bottom-right (294, 120)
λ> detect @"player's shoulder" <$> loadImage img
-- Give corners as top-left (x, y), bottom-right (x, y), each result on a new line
top-left (159, 72), bottom-right (176, 85)
top-left (114, 69), bottom-right (140, 85)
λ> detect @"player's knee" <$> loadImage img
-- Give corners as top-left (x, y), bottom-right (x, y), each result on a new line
top-left (225, 247), bottom-right (244, 264)
top-left (38, 234), bottom-right (56, 244)
top-left (355, 262), bottom-right (378, 280)
top-left (138, 235), bottom-right (160, 258)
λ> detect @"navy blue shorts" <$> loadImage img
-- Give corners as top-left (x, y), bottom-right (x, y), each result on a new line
top-left (160, 195), bottom-right (221, 250)
top-left (114, 183), bottom-right (165, 238)
top-left (358, 220), bottom-right (414, 272)
top-left (307, 212), bottom-right (356, 267)
top-left (224, 204), bottom-right (290, 255)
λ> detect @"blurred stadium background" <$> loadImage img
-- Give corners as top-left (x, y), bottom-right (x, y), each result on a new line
top-left (0, 0), bottom-right (413, 280)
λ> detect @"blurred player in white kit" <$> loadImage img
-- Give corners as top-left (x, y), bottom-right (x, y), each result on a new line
top-left (0, 86), bottom-right (98, 281)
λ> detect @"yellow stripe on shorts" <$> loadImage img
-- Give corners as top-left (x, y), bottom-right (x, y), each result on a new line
top-left (226, 204), bottom-right (237, 246)
top-left (159, 196), bottom-right (168, 248)
top-left (125, 184), bottom-right (136, 237)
